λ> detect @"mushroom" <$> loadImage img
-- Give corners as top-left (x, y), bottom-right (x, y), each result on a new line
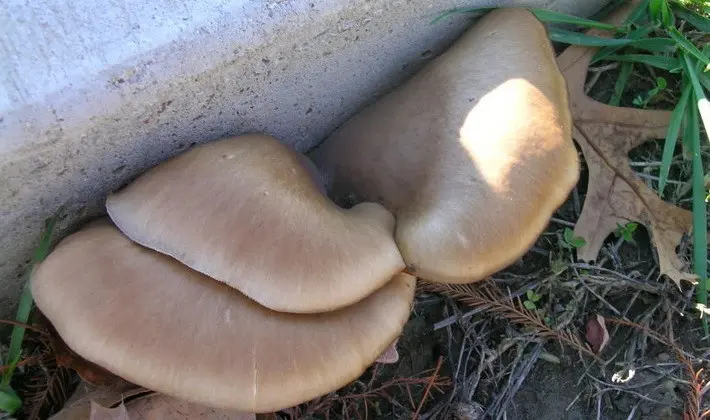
top-left (31, 220), bottom-right (416, 413)
top-left (105, 133), bottom-right (405, 314)
top-left (312, 8), bottom-right (579, 284)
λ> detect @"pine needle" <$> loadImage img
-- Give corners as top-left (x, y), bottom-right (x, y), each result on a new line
top-left (421, 281), bottom-right (601, 361)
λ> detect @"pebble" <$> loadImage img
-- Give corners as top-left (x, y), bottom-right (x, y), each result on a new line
top-left (452, 402), bottom-right (485, 420)
top-left (662, 379), bottom-right (676, 392)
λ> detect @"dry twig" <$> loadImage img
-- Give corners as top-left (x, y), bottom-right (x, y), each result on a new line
top-left (606, 318), bottom-right (707, 420)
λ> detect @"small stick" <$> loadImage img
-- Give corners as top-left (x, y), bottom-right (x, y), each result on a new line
top-left (0, 319), bottom-right (47, 335)
top-left (412, 356), bottom-right (444, 420)
top-left (549, 217), bottom-right (576, 227)
top-left (495, 343), bottom-right (544, 419)
top-left (0, 355), bottom-right (43, 372)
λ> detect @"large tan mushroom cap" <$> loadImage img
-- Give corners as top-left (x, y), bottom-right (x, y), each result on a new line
top-left (31, 221), bottom-right (416, 413)
top-left (106, 133), bottom-right (405, 313)
top-left (313, 8), bottom-right (579, 284)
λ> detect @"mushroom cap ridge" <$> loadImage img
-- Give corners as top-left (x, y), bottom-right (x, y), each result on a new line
top-left (31, 220), bottom-right (416, 413)
top-left (106, 133), bottom-right (406, 314)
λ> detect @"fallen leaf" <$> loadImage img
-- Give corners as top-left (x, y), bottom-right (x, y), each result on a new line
top-left (35, 309), bottom-right (125, 387)
top-left (90, 401), bottom-right (129, 420)
top-left (120, 394), bottom-right (255, 420)
top-left (50, 381), bottom-right (256, 420)
top-left (49, 381), bottom-right (151, 420)
top-left (51, 332), bottom-right (125, 387)
top-left (375, 338), bottom-right (399, 364)
top-left (555, 0), bottom-right (697, 287)
top-left (585, 314), bottom-right (610, 354)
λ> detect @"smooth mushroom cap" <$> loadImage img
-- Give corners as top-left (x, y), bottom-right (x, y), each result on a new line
top-left (312, 8), bottom-right (579, 284)
top-left (31, 221), bottom-right (416, 413)
top-left (105, 133), bottom-right (405, 314)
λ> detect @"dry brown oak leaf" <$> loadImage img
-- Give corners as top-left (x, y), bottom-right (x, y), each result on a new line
top-left (555, 0), bottom-right (697, 288)
top-left (49, 381), bottom-right (256, 420)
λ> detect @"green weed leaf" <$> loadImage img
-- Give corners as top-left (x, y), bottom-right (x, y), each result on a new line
top-left (547, 28), bottom-right (638, 46)
top-left (602, 54), bottom-right (680, 71)
top-left (650, 0), bottom-right (664, 22)
top-left (592, 26), bottom-right (655, 64)
top-left (0, 386), bottom-right (22, 415)
top-left (626, 37), bottom-right (677, 53)
top-left (668, 27), bottom-right (710, 70)
top-left (563, 227), bottom-right (587, 249)
top-left (0, 211), bottom-right (60, 413)
top-left (682, 54), bottom-right (710, 135)
top-left (659, 82), bottom-right (692, 196)
top-left (633, 76), bottom-right (668, 107)
top-left (661, 0), bottom-right (676, 27)
top-left (530, 8), bottom-right (625, 31)
top-left (686, 96), bottom-right (709, 332)
top-left (430, 6), bottom-right (492, 23)
top-left (627, 0), bottom-right (652, 24)
top-left (615, 222), bottom-right (639, 243)
top-left (610, 61), bottom-right (634, 106)
top-left (523, 300), bottom-right (538, 310)
top-left (656, 76), bottom-right (668, 89)
top-left (670, 2), bottom-right (710, 31)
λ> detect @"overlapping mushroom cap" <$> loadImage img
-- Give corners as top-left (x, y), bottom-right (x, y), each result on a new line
top-left (106, 133), bottom-right (406, 313)
top-left (313, 8), bottom-right (579, 284)
top-left (31, 220), bottom-right (416, 413)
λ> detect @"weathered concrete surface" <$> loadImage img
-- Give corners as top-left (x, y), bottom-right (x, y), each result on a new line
top-left (0, 0), bottom-right (607, 317)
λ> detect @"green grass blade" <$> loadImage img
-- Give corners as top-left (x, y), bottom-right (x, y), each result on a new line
top-left (591, 26), bottom-right (655, 64)
top-left (610, 61), bottom-right (634, 106)
top-left (686, 97), bottom-right (708, 334)
top-left (683, 54), bottom-right (710, 135)
top-left (697, 44), bottom-right (710, 75)
top-left (699, 44), bottom-right (710, 91)
top-left (658, 82), bottom-right (692, 196)
top-left (668, 26), bottom-right (710, 70)
top-left (567, 33), bottom-right (675, 52)
top-left (595, 37), bottom-right (678, 59)
top-left (431, 6), bottom-right (637, 29)
top-left (1, 215), bottom-right (58, 388)
top-left (602, 53), bottom-right (680, 70)
top-left (0, 387), bottom-right (22, 414)
top-left (430, 7), bottom-right (492, 23)
top-left (530, 8), bottom-right (625, 31)
top-left (627, 37), bottom-right (678, 53)
top-left (547, 28), bottom-right (637, 46)
top-left (650, 0), bottom-right (664, 22)
top-left (627, 0), bottom-right (652, 24)
top-left (2, 286), bottom-right (33, 386)
top-left (661, 0), bottom-right (676, 28)
top-left (670, 2), bottom-right (710, 31)
top-left (700, 72), bottom-right (710, 91)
